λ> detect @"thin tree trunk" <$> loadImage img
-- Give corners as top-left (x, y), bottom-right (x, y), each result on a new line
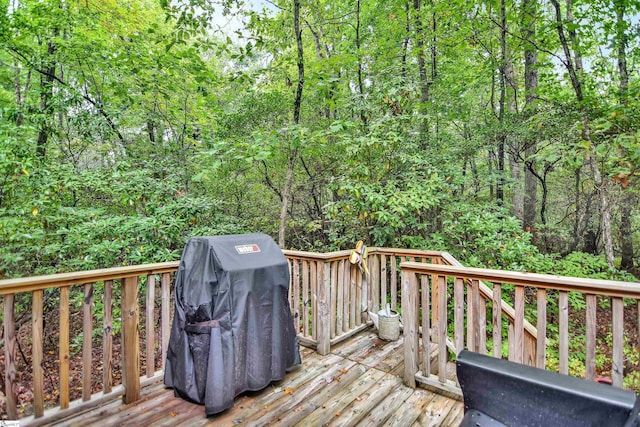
top-left (413, 0), bottom-right (430, 135)
top-left (355, 0), bottom-right (367, 129)
top-left (550, 0), bottom-right (614, 267)
top-left (496, 0), bottom-right (507, 204)
top-left (522, 0), bottom-right (538, 232)
top-left (37, 34), bottom-right (58, 159)
top-left (279, 0), bottom-right (305, 248)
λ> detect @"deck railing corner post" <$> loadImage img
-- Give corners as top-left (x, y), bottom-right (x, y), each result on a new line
top-left (122, 276), bottom-right (141, 404)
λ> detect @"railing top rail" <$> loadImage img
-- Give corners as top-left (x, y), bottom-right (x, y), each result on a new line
top-left (282, 249), bottom-right (352, 261)
top-left (401, 262), bottom-right (640, 299)
top-left (0, 262), bottom-right (180, 295)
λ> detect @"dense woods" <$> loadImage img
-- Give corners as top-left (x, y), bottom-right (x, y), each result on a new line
top-left (0, 0), bottom-right (639, 280)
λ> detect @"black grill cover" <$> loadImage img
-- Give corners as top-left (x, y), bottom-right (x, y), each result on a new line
top-left (164, 233), bottom-right (301, 415)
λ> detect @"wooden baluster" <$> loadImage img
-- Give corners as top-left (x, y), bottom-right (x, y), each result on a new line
top-left (336, 260), bottom-right (344, 336)
top-left (585, 294), bottom-right (596, 381)
top-left (559, 291), bottom-right (569, 375)
top-left (380, 254), bottom-right (387, 311)
top-left (302, 260), bottom-right (309, 337)
top-left (330, 261), bottom-right (337, 337)
top-left (536, 289), bottom-right (547, 369)
top-left (3, 294), bottom-right (17, 419)
top-left (454, 277), bottom-right (464, 355)
top-left (356, 265), bottom-right (362, 326)
top-left (390, 256), bottom-right (397, 311)
top-left (146, 275), bottom-right (156, 378)
top-left (508, 323), bottom-right (515, 362)
top-left (437, 275), bottom-right (447, 383)
top-left (612, 297), bottom-right (624, 387)
top-left (421, 275), bottom-right (431, 375)
top-left (470, 279), bottom-right (481, 353)
top-left (492, 283), bottom-right (502, 358)
top-left (466, 281), bottom-right (475, 352)
top-left (350, 264), bottom-right (357, 329)
top-left (122, 276), bottom-right (140, 404)
top-left (103, 280), bottom-right (113, 393)
top-left (431, 257), bottom-right (440, 341)
top-left (514, 285), bottom-right (525, 364)
top-left (478, 285), bottom-right (487, 354)
top-left (288, 260), bottom-right (293, 308)
top-left (83, 283), bottom-right (93, 402)
top-left (293, 260), bottom-right (301, 335)
top-left (33, 289), bottom-right (44, 417)
top-left (161, 274), bottom-right (170, 369)
top-left (311, 261), bottom-right (317, 339)
top-left (402, 271), bottom-right (419, 388)
top-left (317, 262), bottom-right (331, 355)
top-left (341, 259), bottom-right (349, 332)
top-left (371, 255), bottom-right (379, 313)
top-left (60, 286), bottom-right (70, 408)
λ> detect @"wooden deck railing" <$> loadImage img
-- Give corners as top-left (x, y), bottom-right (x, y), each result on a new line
top-left (8, 246), bottom-right (633, 424)
top-left (401, 262), bottom-right (640, 397)
top-left (0, 263), bottom-right (179, 425)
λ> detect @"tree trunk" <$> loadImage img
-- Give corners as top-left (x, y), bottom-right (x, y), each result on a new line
top-left (522, 0), bottom-right (538, 232)
top-left (614, 0), bottom-right (633, 271)
top-left (550, 0), bottom-right (614, 267)
top-left (413, 0), bottom-right (430, 135)
top-left (496, 0), bottom-right (507, 205)
top-left (279, 0), bottom-right (305, 248)
top-left (355, 0), bottom-right (368, 129)
top-left (36, 35), bottom-right (58, 159)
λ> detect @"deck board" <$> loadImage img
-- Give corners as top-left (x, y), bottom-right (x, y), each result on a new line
top-left (48, 328), bottom-right (463, 427)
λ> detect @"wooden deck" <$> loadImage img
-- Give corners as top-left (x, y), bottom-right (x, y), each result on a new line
top-left (50, 329), bottom-right (463, 427)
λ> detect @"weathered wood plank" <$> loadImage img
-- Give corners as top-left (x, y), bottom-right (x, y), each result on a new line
top-left (536, 288), bottom-right (546, 369)
top-left (4, 294), bottom-right (18, 420)
top-left (350, 264), bottom-right (357, 329)
top-left (317, 262), bottom-right (331, 355)
top-left (103, 280), bottom-right (114, 394)
top-left (585, 294), bottom-right (597, 381)
top-left (299, 368), bottom-right (386, 426)
top-left (437, 275), bottom-right (447, 383)
top-left (415, 391), bottom-right (457, 427)
top-left (82, 284), bottom-right (93, 402)
top-left (559, 291), bottom-right (569, 375)
top-left (470, 279), bottom-right (480, 353)
top-left (390, 255), bottom-right (398, 311)
top-left (514, 285), bottom-right (525, 364)
top-left (382, 389), bottom-right (436, 426)
top-left (430, 258), bottom-right (440, 340)
top-left (293, 259), bottom-right (301, 335)
top-left (354, 384), bottom-right (414, 426)
top-left (402, 270), bottom-right (419, 388)
top-left (311, 261), bottom-right (318, 340)
top-left (356, 266), bottom-right (362, 326)
top-left (33, 289), bottom-right (45, 417)
top-left (454, 277), bottom-right (464, 355)
top-left (328, 373), bottom-right (403, 427)
top-left (146, 274), bottom-right (156, 378)
top-left (380, 254), bottom-right (387, 311)
top-left (60, 286), bottom-right (70, 409)
top-left (161, 273), bottom-right (171, 369)
top-left (612, 297), bottom-right (624, 387)
top-left (330, 261), bottom-right (337, 339)
top-left (492, 282), bottom-right (502, 358)
top-left (343, 259), bottom-right (351, 332)
top-left (337, 260), bottom-right (345, 336)
top-left (302, 260), bottom-right (310, 337)
top-left (421, 275), bottom-right (431, 376)
top-left (122, 276), bottom-right (140, 404)
top-left (478, 285), bottom-right (486, 354)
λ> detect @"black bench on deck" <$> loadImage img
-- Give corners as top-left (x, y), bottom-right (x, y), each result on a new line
top-left (456, 350), bottom-right (640, 427)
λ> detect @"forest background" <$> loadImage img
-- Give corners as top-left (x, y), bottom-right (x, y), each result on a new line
top-left (1, 0), bottom-right (639, 282)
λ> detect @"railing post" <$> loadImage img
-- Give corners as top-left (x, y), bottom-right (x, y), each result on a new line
top-left (402, 270), bottom-right (418, 388)
top-left (4, 294), bottom-right (18, 420)
top-left (316, 262), bottom-right (331, 355)
top-left (122, 276), bottom-right (140, 404)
